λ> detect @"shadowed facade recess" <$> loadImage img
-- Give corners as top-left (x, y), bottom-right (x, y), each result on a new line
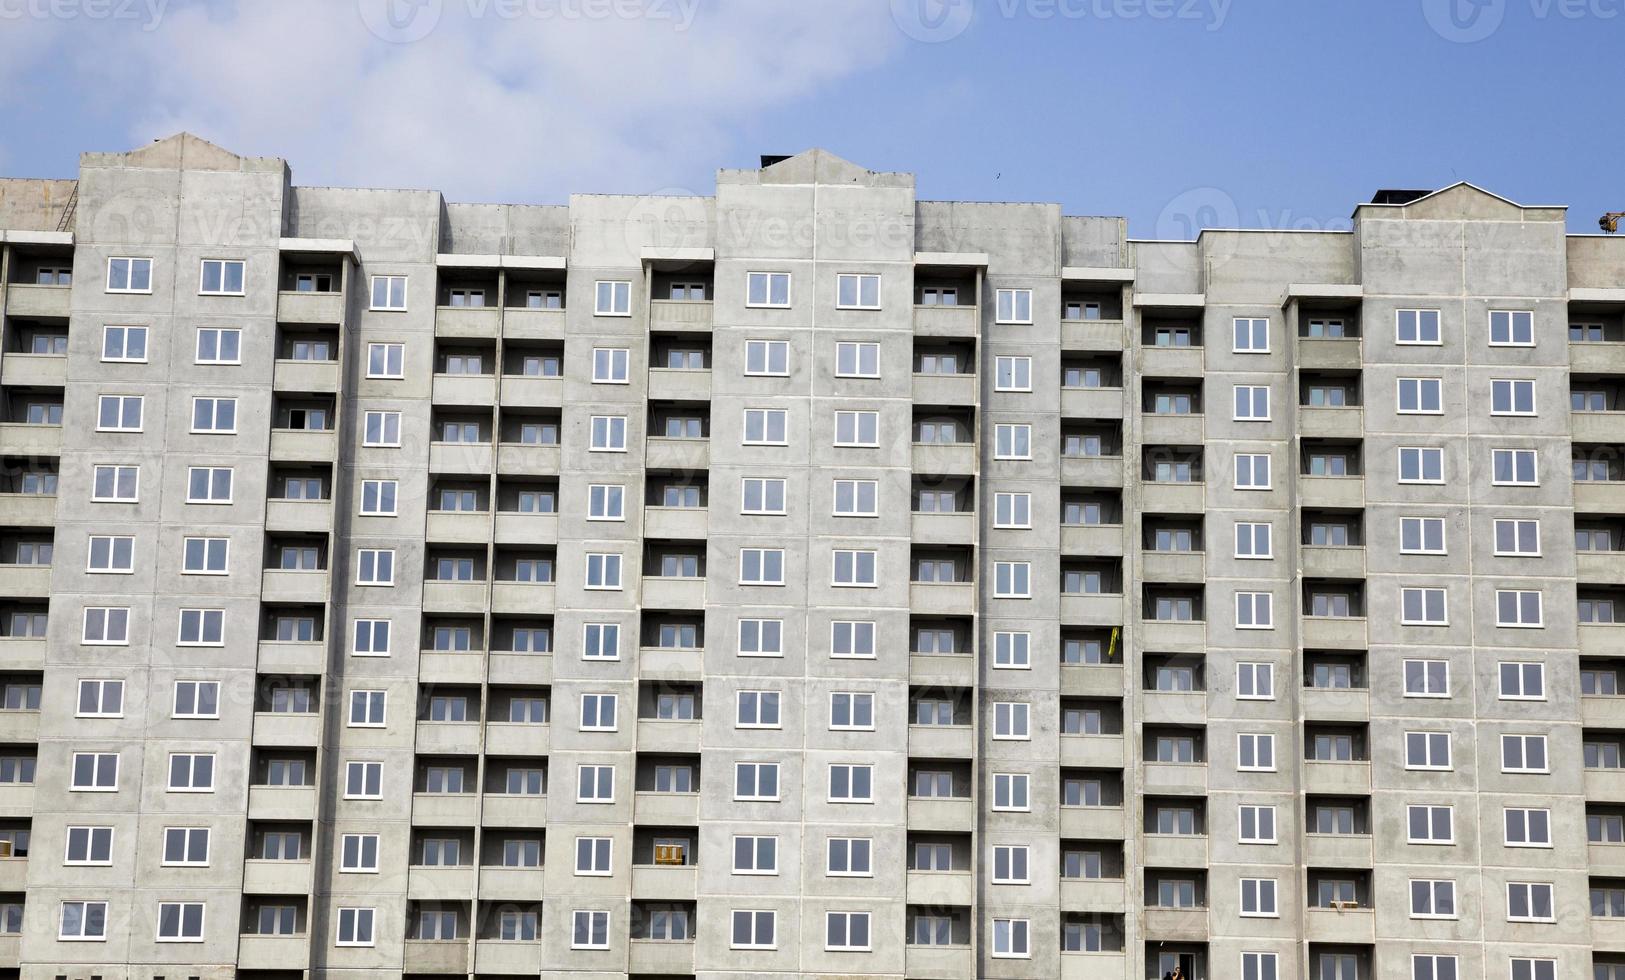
top-left (0, 133), bottom-right (1621, 980)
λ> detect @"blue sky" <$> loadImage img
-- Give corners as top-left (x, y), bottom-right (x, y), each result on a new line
top-left (1, 0), bottom-right (1621, 236)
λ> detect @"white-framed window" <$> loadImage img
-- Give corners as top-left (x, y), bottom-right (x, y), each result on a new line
top-left (70, 752), bottom-right (118, 791)
top-left (1398, 447), bottom-right (1445, 483)
top-left (362, 411), bottom-right (401, 447)
top-left (1233, 316), bottom-right (1269, 352)
top-left (190, 396), bottom-right (237, 433)
top-left (587, 484), bottom-right (625, 521)
top-left (1233, 384), bottom-right (1270, 420)
top-left (827, 837), bottom-right (872, 876)
top-left (831, 620), bottom-right (876, 659)
top-left (579, 693), bottom-right (618, 732)
top-left (167, 752), bottom-right (215, 792)
top-left (353, 619), bottom-right (391, 656)
top-left (990, 916), bottom-right (1030, 958)
top-left (1502, 733), bottom-right (1549, 773)
top-left (992, 772), bottom-right (1030, 811)
top-left (1236, 662), bottom-right (1274, 700)
top-left (738, 548), bottom-right (785, 586)
top-left (993, 631), bottom-right (1030, 669)
top-left (742, 408), bottom-right (789, 445)
top-left (64, 826), bottom-right (115, 865)
top-left (993, 701), bottom-right (1030, 740)
top-left (994, 355), bottom-right (1032, 392)
top-left (1397, 308), bottom-right (1442, 344)
top-left (1235, 453), bottom-right (1271, 489)
top-left (589, 415), bottom-right (627, 451)
top-left (994, 288), bottom-right (1033, 324)
top-left (1400, 516), bottom-right (1446, 554)
top-left (1496, 589), bottom-right (1543, 627)
top-left (90, 464), bottom-right (138, 502)
top-left (584, 553), bottom-right (623, 589)
top-left (86, 534), bottom-right (134, 573)
top-left (1236, 591), bottom-right (1273, 629)
top-left (1490, 309), bottom-right (1535, 346)
top-left (348, 690), bottom-right (387, 727)
top-left (198, 258), bottom-right (245, 296)
top-left (736, 690), bottom-right (781, 729)
top-left (1241, 952), bottom-right (1279, 980)
top-left (1506, 881), bottom-right (1555, 922)
top-left (1407, 804), bottom-right (1454, 844)
top-left (738, 618), bottom-right (783, 657)
top-left (1240, 877), bottom-right (1278, 917)
top-left (76, 679), bottom-right (124, 717)
top-left (1492, 448), bottom-right (1538, 486)
top-left (106, 256), bottom-right (153, 293)
top-left (1237, 733), bottom-right (1275, 771)
top-left (835, 340), bottom-right (880, 378)
top-left (836, 273), bottom-right (881, 310)
top-left (591, 347), bottom-right (630, 383)
top-left (195, 327), bottom-right (241, 364)
top-left (1493, 518), bottom-right (1540, 555)
top-left (991, 844), bottom-right (1030, 884)
top-left (1491, 378), bottom-right (1537, 415)
top-left (1233, 521), bottom-right (1272, 559)
top-left (829, 763), bottom-right (873, 802)
top-left (734, 762), bottom-right (779, 801)
top-left (576, 764), bottom-right (615, 802)
top-left (732, 835), bottom-right (777, 875)
top-left (575, 836), bottom-right (613, 876)
top-left (994, 561), bottom-right (1031, 598)
top-left (830, 692), bottom-right (874, 730)
top-left (833, 410), bottom-right (879, 447)
top-left (744, 339), bottom-right (789, 375)
top-left (356, 549), bottom-right (394, 585)
top-left (1510, 959), bottom-right (1555, 980)
top-left (336, 906), bottom-right (376, 946)
top-left (1405, 731), bottom-right (1452, 770)
top-left (181, 536), bottom-right (229, 575)
top-left (1397, 377), bottom-right (1443, 414)
top-left (1401, 587), bottom-right (1448, 625)
top-left (578, 623), bottom-right (620, 660)
top-left (994, 423), bottom-right (1032, 460)
top-left (832, 549), bottom-right (877, 587)
top-left (344, 761), bottom-right (383, 799)
top-left (366, 342), bottom-right (404, 378)
top-left (1404, 659), bottom-right (1450, 697)
top-left (1499, 661), bottom-right (1545, 700)
top-left (731, 909), bottom-right (777, 949)
top-left (96, 394), bottom-right (143, 432)
top-left (1505, 807), bottom-right (1552, 847)
top-left (59, 900), bottom-right (110, 940)
top-left (101, 325), bottom-right (148, 362)
top-left (359, 479), bottom-right (397, 516)
top-left (186, 466), bottom-right (233, 504)
top-left (176, 608), bottom-right (225, 647)
top-left (746, 271), bottom-right (791, 308)
top-left (992, 491), bottom-right (1031, 528)
top-left (369, 275), bottom-right (407, 311)
top-left (1410, 879), bottom-right (1457, 919)
top-left (1238, 804), bottom-right (1276, 844)
top-left (832, 479), bottom-right (878, 517)
top-left (593, 280), bottom-right (631, 316)
top-left (339, 833), bottom-right (379, 873)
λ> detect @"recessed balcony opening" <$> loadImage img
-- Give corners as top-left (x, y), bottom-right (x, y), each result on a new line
top-left (423, 618), bottom-right (483, 653)
top-left (488, 685), bottom-right (549, 724)
top-left (490, 617), bottom-right (549, 654)
top-left (914, 277), bottom-right (973, 307)
top-left (1062, 558), bottom-right (1120, 596)
top-left (261, 605), bottom-right (323, 644)
top-left (1307, 796), bottom-right (1371, 836)
top-left (1065, 423), bottom-right (1122, 459)
top-left (909, 686), bottom-right (972, 727)
top-left (907, 759), bottom-right (971, 799)
top-left (637, 680), bottom-right (700, 720)
top-left (3, 318), bottom-right (67, 356)
top-left (646, 471), bottom-right (706, 508)
top-left (251, 749), bottom-right (315, 788)
top-left (1143, 516), bottom-right (1201, 553)
top-left (255, 676), bottom-right (318, 714)
top-left (1308, 944), bottom-right (1373, 980)
top-left (499, 410), bottom-right (558, 446)
top-left (1576, 444), bottom-right (1625, 482)
top-left (911, 617), bottom-right (971, 656)
top-left (243, 896), bottom-right (309, 938)
top-left (635, 753), bottom-right (700, 794)
top-left (277, 326), bottom-right (338, 361)
top-left (418, 687), bottom-right (481, 723)
top-left (1063, 698), bottom-right (1123, 737)
top-left (913, 408), bottom-right (974, 445)
top-left (1298, 305), bottom-right (1360, 338)
top-left (908, 832), bottom-right (971, 872)
top-left (1063, 353), bottom-right (1121, 388)
top-left (1571, 309), bottom-right (1625, 343)
top-left (1141, 318), bottom-right (1201, 348)
top-left (1305, 579), bottom-right (1365, 618)
top-left (1305, 723), bottom-right (1369, 762)
top-left (1063, 289), bottom-right (1122, 321)
top-left (640, 614), bottom-right (703, 651)
top-left (437, 272), bottom-right (497, 309)
top-left (1305, 651), bottom-right (1368, 691)
top-left (905, 904), bottom-right (971, 947)
top-left (1303, 509), bottom-right (1363, 546)
top-left (1302, 439), bottom-right (1362, 477)
top-left (6, 245), bottom-right (73, 287)
top-left (914, 340), bottom-right (975, 375)
top-left (497, 546), bottom-right (555, 583)
top-left (1144, 586), bottom-right (1203, 622)
top-left (1301, 371), bottom-right (1362, 407)
top-left (1062, 490), bottom-right (1121, 527)
top-left (912, 476), bottom-right (973, 514)
top-left (652, 332), bottom-right (712, 370)
top-left (1144, 655), bottom-right (1203, 692)
top-left (502, 340), bottom-right (563, 377)
top-left (2, 389), bottom-right (60, 425)
top-left (1143, 446), bottom-right (1201, 483)
top-left (1309, 869), bottom-right (1371, 910)
top-left (1144, 868), bottom-right (1207, 906)
top-left (650, 400), bottom-right (709, 440)
top-left (1143, 379), bottom-right (1202, 415)
top-left (1061, 769), bottom-right (1123, 808)
top-left (506, 271), bottom-right (565, 310)
top-left (278, 259), bottom-right (341, 293)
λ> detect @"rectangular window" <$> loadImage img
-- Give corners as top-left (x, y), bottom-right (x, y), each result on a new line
top-left (593, 280), bottom-right (631, 316)
top-left (992, 772), bottom-right (1029, 811)
top-left (736, 691), bottom-right (780, 729)
top-left (60, 900), bottom-right (110, 940)
top-left (1239, 805), bottom-right (1276, 844)
top-left (994, 561), bottom-right (1031, 598)
top-left (831, 621), bottom-right (876, 659)
top-left (353, 619), bottom-right (391, 656)
top-left (991, 917), bottom-right (1030, 958)
top-left (1506, 882), bottom-right (1554, 922)
top-left (1242, 952), bottom-right (1278, 980)
top-left (86, 535), bottom-right (134, 573)
top-left (359, 479), bottom-right (397, 516)
top-left (738, 618), bottom-right (783, 657)
top-left (995, 288), bottom-right (1033, 324)
top-left (1400, 517), bottom-right (1446, 554)
top-left (1401, 587), bottom-right (1448, 625)
top-left (76, 679), bottom-right (124, 717)
top-left (167, 753), bottom-right (215, 791)
top-left (1407, 804), bottom-right (1453, 844)
top-left (356, 549), bottom-right (395, 585)
top-left (1236, 592), bottom-right (1273, 629)
top-left (366, 342), bottom-right (404, 378)
top-left (991, 844), bottom-right (1029, 884)
top-left (65, 826), bottom-right (114, 865)
top-left (348, 690), bottom-right (386, 727)
top-left (994, 355), bottom-right (1032, 392)
top-left (731, 909), bottom-right (777, 949)
top-left (1501, 733), bottom-right (1548, 773)
top-left (836, 341), bottom-right (880, 377)
top-left (1233, 385), bottom-right (1270, 420)
top-left (832, 549), bottom-right (877, 587)
top-left (993, 631), bottom-right (1030, 669)
top-left (1236, 662), bottom-right (1274, 700)
top-left (584, 553), bottom-right (622, 590)
top-left (195, 327), bottom-right (242, 364)
top-left (1505, 807), bottom-right (1552, 847)
top-left (1399, 447), bottom-right (1445, 483)
top-left (1490, 309), bottom-right (1535, 346)
top-left (344, 761), bottom-right (382, 799)
top-left (181, 536), bottom-right (229, 575)
top-left (190, 396), bottom-right (237, 433)
top-left (1491, 379), bottom-right (1537, 415)
top-left (993, 491), bottom-right (1031, 528)
top-left (1410, 879), bottom-right (1457, 919)
top-left (993, 702), bottom-right (1030, 740)
top-left (744, 340), bottom-right (789, 375)
top-left (362, 411), bottom-right (401, 447)
top-left (732, 835), bottom-right (777, 874)
top-left (1499, 661), bottom-right (1545, 700)
top-left (96, 394), bottom-right (143, 432)
top-left (185, 466), bottom-right (233, 504)
top-left (830, 692), bottom-right (875, 730)
top-left (1492, 448), bottom-right (1538, 485)
top-left (1397, 308), bottom-right (1442, 344)
top-left (1404, 659), bottom-right (1450, 697)
top-left (746, 272), bottom-right (791, 308)
top-left (198, 258), bottom-right (245, 296)
top-left (1510, 960), bottom-right (1555, 980)
top-left (1233, 317), bottom-right (1269, 352)
top-left (1237, 733), bottom-right (1275, 771)
top-left (1405, 731), bottom-right (1452, 770)
top-left (106, 256), bottom-right (153, 293)
top-left (1496, 589), bottom-right (1543, 627)
top-left (1397, 377), bottom-right (1443, 414)
top-left (734, 762), bottom-right (780, 801)
top-left (1240, 877), bottom-right (1279, 917)
top-left (336, 906), bottom-right (376, 946)
top-left (176, 609), bottom-right (225, 647)
top-left (832, 479), bottom-right (877, 517)
top-left (587, 484), bottom-right (625, 521)
top-left (836, 273), bottom-right (881, 310)
top-left (828, 837), bottom-right (872, 876)
top-left (1235, 522), bottom-right (1271, 559)
top-left (576, 764), bottom-right (614, 802)
top-left (101, 325), bottom-right (148, 362)
top-left (591, 347), bottom-right (630, 383)
top-left (993, 423), bottom-right (1032, 460)
top-left (742, 409), bottom-right (788, 445)
top-left (1494, 518), bottom-right (1540, 556)
top-left (1235, 453), bottom-right (1270, 489)
top-left (833, 410), bottom-right (879, 447)
top-left (580, 693), bottom-right (618, 732)
top-left (575, 836), bottom-right (613, 875)
top-left (370, 275), bottom-right (407, 310)
top-left (589, 415), bottom-right (627, 451)
top-left (90, 464), bottom-right (138, 503)
top-left (70, 752), bottom-right (119, 791)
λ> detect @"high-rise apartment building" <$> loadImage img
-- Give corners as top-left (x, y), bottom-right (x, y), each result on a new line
top-left (0, 132), bottom-right (1619, 980)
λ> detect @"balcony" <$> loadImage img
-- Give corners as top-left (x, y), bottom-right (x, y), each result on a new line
top-left (644, 437), bottom-right (708, 471)
top-left (636, 718), bottom-right (701, 754)
top-left (649, 299), bottom-right (713, 331)
top-left (0, 565), bottom-right (47, 598)
top-left (481, 793), bottom-right (546, 828)
top-left (411, 792), bottom-right (478, 826)
top-left (484, 722), bottom-right (549, 757)
top-left (1061, 664), bottom-right (1124, 697)
top-left (424, 511), bottom-right (491, 544)
top-left (257, 641), bottom-right (327, 675)
top-left (487, 652), bottom-right (552, 686)
top-left (1583, 697), bottom-right (1625, 729)
top-left (0, 858), bottom-right (24, 892)
top-left (503, 306), bottom-right (565, 339)
top-left (496, 442), bottom-right (561, 476)
top-left (912, 442), bottom-right (976, 476)
top-left (911, 512), bottom-right (975, 546)
top-left (265, 498), bottom-right (332, 533)
top-left (1139, 345), bottom-right (1203, 377)
top-left (906, 945), bottom-right (976, 980)
top-left (1060, 593), bottom-right (1124, 624)
top-left (1141, 413), bottom-right (1204, 445)
top-left (430, 441), bottom-right (494, 475)
top-left (1299, 475), bottom-right (1364, 509)
top-left (909, 653), bottom-right (974, 688)
top-left (434, 304), bottom-right (501, 337)
top-left (1138, 481), bottom-right (1205, 513)
top-left (1297, 336), bottom-right (1362, 370)
top-left (1060, 877), bottom-right (1126, 911)
top-left (403, 939), bottom-right (471, 974)
top-left (419, 652), bottom-right (486, 685)
top-left (640, 576), bottom-right (705, 609)
top-left (1302, 760), bottom-right (1371, 794)
top-left (1062, 386), bottom-right (1125, 419)
top-left (242, 857), bottom-right (314, 894)
top-left (0, 784), bottom-right (31, 818)
top-left (907, 724), bottom-right (974, 759)
top-left (1303, 834), bottom-right (1372, 867)
top-left (638, 646), bottom-right (702, 680)
top-left (3, 282), bottom-right (70, 319)
top-left (408, 864), bottom-right (477, 899)
top-left (1060, 734), bottom-right (1126, 768)
top-left (1060, 455), bottom-right (1124, 487)
top-left (478, 865), bottom-right (544, 901)
top-left (1592, 843), bottom-right (1625, 878)
top-left (1299, 406), bottom-right (1364, 439)
top-left (634, 790), bottom-right (699, 825)
top-left (910, 582), bottom-right (975, 617)
top-left (251, 711), bottom-right (321, 748)
top-left (0, 711), bottom-right (36, 744)
top-left (1061, 524), bottom-right (1123, 556)
top-left (0, 423), bottom-right (60, 457)
top-left (247, 785), bottom-right (317, 821)
top-left (474, 939), bottom-right (542, 974)
top-left (913, 304), bottom-right (978, 337)
top-left (1140, 551), bottom-right (1203, 583)
top-left (238, 933), bottom-right (310, 971)
top-left (913, 373), bottom-right (977, 406)
top-left (0, 353), bottom-right (64, 388)
top-left (422, 580), bottom-right (489, 614)
top-left (1571, 341), bottom-right (1625, 374)
top-left (629, 940), bottom-right (694, 975)
top-left (493, 512), bottom-right (558, 546)
top-left (1301, 687), bottom-right (1370, 723)
top-left (1142, 692), bottom-right (1204, 725)
top-left (907, 869), bottom-right (974, 907)
top-left (631, 862), bottom-right (697, 901)
top-left (1304, 906), bottom-right (1375, 945)
top-left (906, 796), bottom-right (975, 832)
top-left (1137, 619), bottom-right (1205, 652)
top-left (1142, 834), bottom-right (1207, 868)
top-left (1300, 616), bottom-right (1367, 650)
top-left (1143, 762), bottom-right (1207, 795)
top-left (0, 638), bottom-right (43, 670)
top-left (500, 375), bottom-right (563, 408)
top-left (1141, 906), bottom-right (1208, 942)
top-left (1062, 953), bottom-right (1128, 980)
top-left (269, 428), bottom-right (337, 462)
top-left (417, 720), bottom-right (481, 756)
top-left (647, 368), bottom-right (712, 402)
top-left (272, 358), bottom-right (339, 393)
top-left (641, 507), bottom-right (707, 540)
top-left (277, 288), bottom-right (344, 324)
top-left (260, 569), bottom-right (329, 605)
top-left (1302, 545), bottom-right (1365, 579)
top-left (1586, 768), bottom-right (1625, 800)
top-left (1060, 805), bottom-right (1125, 839)
top-left (433, 373), bottom-right (497, 406)
top-left (1062, 318), bottom-right (1126, 352)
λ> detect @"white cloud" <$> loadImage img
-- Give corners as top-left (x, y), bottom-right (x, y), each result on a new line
top-left (42, 0), bottom-right (904, 201)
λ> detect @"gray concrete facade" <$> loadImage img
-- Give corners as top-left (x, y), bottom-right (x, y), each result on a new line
top-left (0, 133), bottom-right (1619, 980)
